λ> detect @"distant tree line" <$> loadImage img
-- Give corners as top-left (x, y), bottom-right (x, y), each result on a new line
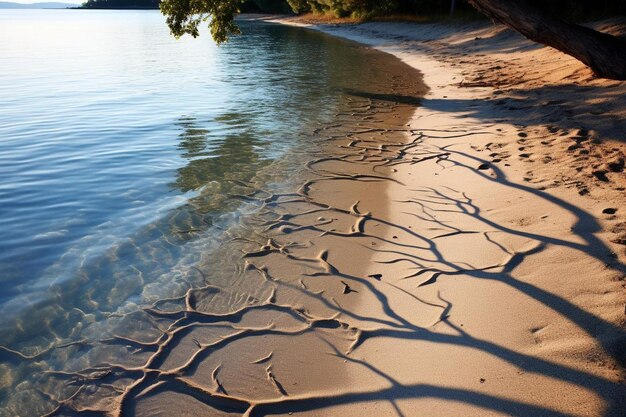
top-left (81, 0), bottom-right (160, 9)
top-left (285, 0), bottom-right (626, 21)
top-left (79, 0), bottom-right (291, 12)
top-left (240, 0), bottom-right (292, 13)
top-left (79, 0), bottom-right (292, 12)
top-left (81, 0), bottom-right (625, 21)
top-left (286, 0), bottom-right (458, 18)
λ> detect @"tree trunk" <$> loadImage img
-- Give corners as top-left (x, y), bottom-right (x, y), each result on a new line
top-left (467, 0), bottom-right (626, 80)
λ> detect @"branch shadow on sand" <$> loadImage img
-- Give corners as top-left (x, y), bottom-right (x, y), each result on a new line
top-left (2, 87), bottom-right (625, 417)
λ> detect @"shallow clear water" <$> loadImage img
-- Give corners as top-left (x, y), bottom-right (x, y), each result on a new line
top-left (0, 10), bottom-right (427, 415)
top-left (0, 10), bottom-right (368, 320)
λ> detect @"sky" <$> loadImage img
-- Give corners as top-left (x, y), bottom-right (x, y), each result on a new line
top-left (9, 0), bottom-right (82, 3)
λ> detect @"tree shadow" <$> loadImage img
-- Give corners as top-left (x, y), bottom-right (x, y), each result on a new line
top-left (421, 88), bottom-right (625, 144)
top-left (5, 73), bottom-right (625, 417)
top-left (41, 92), bottom-right (622, 417)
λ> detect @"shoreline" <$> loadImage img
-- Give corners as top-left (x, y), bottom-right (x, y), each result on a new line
top-left (126, 31), bottom-right (434, 416)
top-left (1, 13), bottom-right (624, 416)
top-left (263, 15), bottom-right (626, 416)
top-left (1, 22), bottom-right (436, 415)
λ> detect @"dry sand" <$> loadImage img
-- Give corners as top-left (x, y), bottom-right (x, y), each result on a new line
top-left (11, 16), bottom-right (625, 417)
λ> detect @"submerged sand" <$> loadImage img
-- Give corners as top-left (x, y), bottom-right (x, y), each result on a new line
top-left (2, 16), bottom-right (625, 417)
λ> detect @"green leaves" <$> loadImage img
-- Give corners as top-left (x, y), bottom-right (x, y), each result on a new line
top-left (286, 0), bottom-right (310, 13)
top-left (160, 0), bottom-right (242, 43)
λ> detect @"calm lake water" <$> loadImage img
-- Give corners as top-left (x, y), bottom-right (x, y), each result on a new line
top-left (0, 9), bottom-right (425, 415)
top-left (0, 10), bottom-right (356, 316)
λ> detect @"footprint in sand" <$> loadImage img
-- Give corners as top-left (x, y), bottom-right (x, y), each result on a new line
top-left (607, 157), bottom-right (625, 173)
top-left (593, 170), bottom-right (610, 182)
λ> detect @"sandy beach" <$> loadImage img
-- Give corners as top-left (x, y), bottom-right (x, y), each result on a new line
top-left (130, 16), bottom-right (626, 417)
top-left (2, 13), bottom-right (624, 417)
top-left (242, 15), bottom-right (626, 416)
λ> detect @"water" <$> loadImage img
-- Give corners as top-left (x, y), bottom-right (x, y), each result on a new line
top-left (0, 10), bottom-right (358, 316)
top-left (0, 10), bottom-right (426, 415)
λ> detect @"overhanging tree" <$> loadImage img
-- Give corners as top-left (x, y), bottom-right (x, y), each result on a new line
top-left (160, 0), bottom-right (242, 43)
top-left (467, 0), bottom-right (626, 80)
top-left (160, 0), bottom-right (626, 80)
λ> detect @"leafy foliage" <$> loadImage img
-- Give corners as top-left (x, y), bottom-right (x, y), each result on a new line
top-left (160, 0), bottom-right (626, 43)
top-left (285, 0), bottom-right (626, 20)
top-left (285, 0), bottom-right (472, 18)
top-left (160, 0), bottom-right (242, 42)
top-left (286, 0), bottom-right (400, 18)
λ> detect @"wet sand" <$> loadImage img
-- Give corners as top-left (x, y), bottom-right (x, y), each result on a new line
top-left (1, 27), bottom-right (433, 416)
top-left (129, 45), bottom-right (430, 417)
